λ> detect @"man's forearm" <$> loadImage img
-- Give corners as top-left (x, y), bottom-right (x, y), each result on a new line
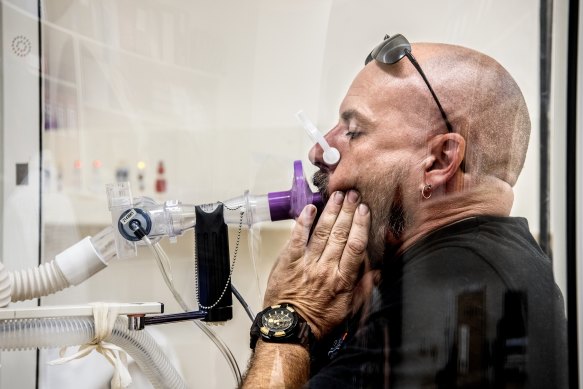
top-left (242, 341), bottom-right (310, 388)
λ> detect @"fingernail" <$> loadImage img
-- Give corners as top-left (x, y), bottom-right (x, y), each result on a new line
top-left (348, 190), bottom-right (359, 203)
top-left (334, 191), bottom-right (345, 204)
top-left (305, 205), bottom-right (316, 218)
top-left (358, 203), bottom-right (369, 215)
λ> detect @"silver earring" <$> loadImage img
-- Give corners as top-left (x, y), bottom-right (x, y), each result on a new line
top-left (422, 184), bottom-right (432, 199)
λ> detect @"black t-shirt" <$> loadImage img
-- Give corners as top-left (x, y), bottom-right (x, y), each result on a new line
top-left (307, 216), bottom-right (568, 388)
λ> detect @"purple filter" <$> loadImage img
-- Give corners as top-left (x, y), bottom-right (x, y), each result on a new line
top-left (268, 160), bottom-right (323, 221)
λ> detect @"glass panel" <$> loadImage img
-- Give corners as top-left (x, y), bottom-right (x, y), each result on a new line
top-left (0, 0), bottom-right (573, 388)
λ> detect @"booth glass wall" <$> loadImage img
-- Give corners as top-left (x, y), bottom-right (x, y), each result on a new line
top-left (0, 0), bottom-right (577, 387)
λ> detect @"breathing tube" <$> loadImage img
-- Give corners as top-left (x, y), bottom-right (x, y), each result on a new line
top-left (108, 160), bottom-right (323, 260)
top-left (0, 226), bottom-right (116, 306)
top-left (0, 316), bottom-right (187, 389)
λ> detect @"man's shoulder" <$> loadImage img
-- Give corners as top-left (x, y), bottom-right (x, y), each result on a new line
top-left (400, 216), bottom-right (546, 265)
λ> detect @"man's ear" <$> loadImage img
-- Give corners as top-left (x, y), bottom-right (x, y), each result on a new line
top-left (422, 133), bottom-right (466, 188)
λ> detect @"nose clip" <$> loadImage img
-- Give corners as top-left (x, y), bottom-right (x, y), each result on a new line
top-left (296, 110), bottom-right (340, 165)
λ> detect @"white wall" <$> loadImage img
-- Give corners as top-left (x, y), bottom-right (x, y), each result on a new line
top-left (1, 1), bottom-right (561, 388)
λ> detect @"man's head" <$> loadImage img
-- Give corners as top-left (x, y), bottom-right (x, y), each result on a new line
top-left (310, 35), bottom-right (531, 260)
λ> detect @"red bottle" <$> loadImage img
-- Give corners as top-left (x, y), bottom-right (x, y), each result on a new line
top-left (155, 161), bottom-right (166, 193)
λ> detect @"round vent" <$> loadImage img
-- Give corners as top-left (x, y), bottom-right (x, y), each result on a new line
top-left (11, 35), bottom-right (32, 57)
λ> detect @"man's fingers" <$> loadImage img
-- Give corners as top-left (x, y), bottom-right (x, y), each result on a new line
top-left (337, 203), bottom-right (370, 286)
top-left (307, 191), bottom-right (345, 254)
top-left (286, 204), bottom-right (318, 258)
top-left (318, 190), bottom-right (361, 263)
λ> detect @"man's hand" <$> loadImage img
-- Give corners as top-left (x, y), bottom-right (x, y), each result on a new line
top-left (263, 190), bottom-right (370, 340)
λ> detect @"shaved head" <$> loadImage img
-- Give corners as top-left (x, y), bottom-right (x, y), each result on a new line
top-left (408, 43), bottom-right (531, 186)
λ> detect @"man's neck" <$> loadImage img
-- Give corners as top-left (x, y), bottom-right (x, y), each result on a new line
top-left (395, 178), bottom-right (514, 254)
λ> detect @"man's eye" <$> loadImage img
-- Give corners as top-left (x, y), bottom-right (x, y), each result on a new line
top-left (345, 131), bottom-right (361, 139)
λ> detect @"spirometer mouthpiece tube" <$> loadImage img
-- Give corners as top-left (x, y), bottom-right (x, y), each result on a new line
top-left (267, 160), bottom-right (322, 221)
top-left (220, 160), bottom-right (322, 224)
top-left (109, 160), bottom-right (323, 257)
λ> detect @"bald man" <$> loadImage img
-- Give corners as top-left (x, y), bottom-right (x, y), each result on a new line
top-left (242, 35), bottom-right (567, 388)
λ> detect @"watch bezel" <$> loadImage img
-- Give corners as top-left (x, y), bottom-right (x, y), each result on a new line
top-left (250, 303), bottom-right (312, 350)
top-left (259, 304), bottom-right (300, 340)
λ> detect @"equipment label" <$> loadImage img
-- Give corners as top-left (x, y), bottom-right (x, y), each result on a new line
top-left (121, 209), bottom-right (137, 225)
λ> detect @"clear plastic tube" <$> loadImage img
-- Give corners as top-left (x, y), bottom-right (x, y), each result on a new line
top-left (248, 225), bottom-right (264, 303)
top-left (192, 320), bottom-right (242, 385)
top-left (143, 236), bottom-right (189, 311)
top-left (141, 235), bottom-right (243, 386)
top-left (111, 160), bottom-right (321, 250)
top-left (0, 316), bottom-right (188, 389)
top-left (0, 317), bottom-right (93, 350)
top-left (127, 192), bottom-right (271, 243)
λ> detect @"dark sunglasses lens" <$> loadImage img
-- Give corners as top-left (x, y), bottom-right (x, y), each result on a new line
top-left (366, 34), bottom-right (411, 65)
top-left (365, 52), bottom-right (374, 65)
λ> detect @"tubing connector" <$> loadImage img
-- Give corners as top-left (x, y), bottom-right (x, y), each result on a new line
top-left (55, 236), bottom-right (109, 286)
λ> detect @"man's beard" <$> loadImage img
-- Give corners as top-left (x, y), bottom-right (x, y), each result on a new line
top-left (312, 169), bottom-right (407, 265)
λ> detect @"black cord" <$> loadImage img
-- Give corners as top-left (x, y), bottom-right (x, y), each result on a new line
top-left (232, 284), bottom-right (255, 321)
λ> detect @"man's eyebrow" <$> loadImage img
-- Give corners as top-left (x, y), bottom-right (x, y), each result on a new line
top-left (340, 109), bottom-right (374, 127)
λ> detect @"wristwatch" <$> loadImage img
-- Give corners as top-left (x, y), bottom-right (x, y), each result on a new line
top-left (250, 303), bottom-right (313, 350)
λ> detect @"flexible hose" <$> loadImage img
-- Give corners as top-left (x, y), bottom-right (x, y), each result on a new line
top-left (0, 316), bottom-right (187, 389)
top-left (1, 227), bottom-right (116, 306)
top-left (9, 260), bottom-right (69, 303)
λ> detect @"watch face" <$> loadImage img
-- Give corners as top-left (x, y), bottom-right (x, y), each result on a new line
top-left (260, 305), bottom-right (298, 337)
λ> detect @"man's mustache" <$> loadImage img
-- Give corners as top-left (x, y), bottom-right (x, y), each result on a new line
top-left (312, 170), bottom-right (330, 203)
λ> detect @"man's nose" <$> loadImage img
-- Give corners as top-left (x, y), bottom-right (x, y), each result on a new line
top-left (309, 130), bottom-right (338, 170)
top-left (308, 142), bottom-right (324, 168)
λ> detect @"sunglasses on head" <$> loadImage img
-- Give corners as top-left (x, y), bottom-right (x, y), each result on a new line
top-left (365, 34), bottom-right (453, 134)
